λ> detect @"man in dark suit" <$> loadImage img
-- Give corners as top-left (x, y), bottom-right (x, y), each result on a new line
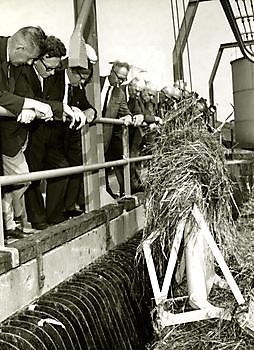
top-left (0, 26), bottom-right (56, 239)
top-left (101, 61), bottom-right (132, 198)
top-left (13, 36), bottom-right (78, 230)
top-left (63, 44), bottom-right (97, 219)
top-left (126, 77), bottom-right (146, 193)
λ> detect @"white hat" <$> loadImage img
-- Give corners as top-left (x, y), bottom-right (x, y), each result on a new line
top-left (85, 43), bottom-right (98, 64)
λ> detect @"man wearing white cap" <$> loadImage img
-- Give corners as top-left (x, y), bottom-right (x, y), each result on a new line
top-left (62, 43), bottom-right (98, 218)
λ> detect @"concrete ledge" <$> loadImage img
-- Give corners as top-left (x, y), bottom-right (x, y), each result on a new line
top-left (5, 202), bottom-right (128, 268)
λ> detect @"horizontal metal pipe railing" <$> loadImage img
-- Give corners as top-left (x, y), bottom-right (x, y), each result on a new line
top-left (0, 116), bottom-right (153, 186)
top-left (95, 117), bottom-right (128, 125)
top-left (0, 155), bottom-right (153, 186)
top-left (0, 117), bottom-right (152, 186)
top-left (0, 116), bottom-right (153, 250)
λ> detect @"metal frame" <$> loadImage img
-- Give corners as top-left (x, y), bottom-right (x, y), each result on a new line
top-left (208, 40), bottom-right (254, 106)
top-left (143, 204), bottom-right (245, 328)
top-left (172, 0), bottom-right (214, 83)
top-left (219, 0), bottom-right (254, 63)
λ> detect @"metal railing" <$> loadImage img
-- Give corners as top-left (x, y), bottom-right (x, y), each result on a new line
top-left (0, 117), bottom-right (153, 251)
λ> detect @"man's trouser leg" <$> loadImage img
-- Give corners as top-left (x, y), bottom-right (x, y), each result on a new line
top-left (2, 150), bottom-right (30, 230)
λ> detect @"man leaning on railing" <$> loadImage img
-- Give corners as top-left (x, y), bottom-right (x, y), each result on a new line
top-left (0, 26), bottom-right (56, 241)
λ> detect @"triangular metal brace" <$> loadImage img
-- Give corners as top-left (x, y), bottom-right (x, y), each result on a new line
top-left (143, 204), bottom-right (246, 328)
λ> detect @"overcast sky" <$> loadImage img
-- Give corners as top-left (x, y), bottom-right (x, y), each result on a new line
top-left (0, 0), bottom-right (243, 120)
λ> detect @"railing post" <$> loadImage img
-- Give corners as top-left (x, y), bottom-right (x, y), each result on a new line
top-left (122, 125), bottom-right (131, 196)
top-left (0, 185), bottom-right (4, 247)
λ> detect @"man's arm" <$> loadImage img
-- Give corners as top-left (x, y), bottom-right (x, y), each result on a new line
top-left (0, 90), bottom-right (25, 116)
top-left (118, 89), bottom-right (132, 118)
top-left (0, 105), bottom-right (15, 117)
top-left (0, 91), bottom-right (54, 121)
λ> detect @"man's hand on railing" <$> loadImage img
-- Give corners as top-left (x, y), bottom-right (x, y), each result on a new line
top-left (119, 114), bottom-right (133, 126)
top-left (84, 108), bottom-right (96, 124)
top-left (149, 117), bottom-right (163, 131)
top-left (154, 116), bottom-right (163, 125)
top-left (62, 103), bottom-right (77, 128)
top-left (71, 106), bottom-right (87, 130)
top-left (17, 109), bottom-right (37, 124)
top-left (132, 114), bottom-right (144, 126)
top-left (149, 122), bottom-right (159, 130)
top-left (23, 98), bottom-right (53, 121)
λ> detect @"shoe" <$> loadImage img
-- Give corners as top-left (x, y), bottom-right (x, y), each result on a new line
top-left (79, 204), bottom-right (86, 213)
top-left (48, 216), bottom-right (66, 225)
top-left (63, 209), bottom-right (83, 219)
top-left (106, 189), bottom-right (119, 199)
top-left (106, 185), bottom-right (120, 199)
top-left (31, 222), bottom-right (49, 230)
top-left (5, 227), bottom-right (26, 239)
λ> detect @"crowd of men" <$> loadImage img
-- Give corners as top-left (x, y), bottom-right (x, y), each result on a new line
top-left (0, 25), bottom-right (181, 242)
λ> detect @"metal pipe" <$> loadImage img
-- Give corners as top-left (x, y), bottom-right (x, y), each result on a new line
top-left (0, 153), bottom-right (152, 246)
top-left (95, 117), bottom-right (135, 126)
top-left (0, 156), bottom-right (153, 186)
top-left (122, 126), bottom-right (131, 196)
top-left (208, 40), bottom-right (254, 106)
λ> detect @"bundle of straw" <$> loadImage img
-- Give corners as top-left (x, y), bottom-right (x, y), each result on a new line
top-left (142, 96), bottom-right (236, 253)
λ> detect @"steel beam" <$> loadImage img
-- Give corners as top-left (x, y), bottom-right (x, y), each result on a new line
top-left (172, 0), bottom-right (214, 83)
top-left (173, 0), bottom-right (199, 82)
top-left (208, 40), bottom-right (254, 106)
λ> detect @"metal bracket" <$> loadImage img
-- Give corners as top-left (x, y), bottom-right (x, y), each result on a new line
top-left (35, 240), bottom-right (45, 289)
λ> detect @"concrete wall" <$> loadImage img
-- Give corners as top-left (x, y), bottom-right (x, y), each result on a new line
top-left (0, 196), bottom-right (145, 322)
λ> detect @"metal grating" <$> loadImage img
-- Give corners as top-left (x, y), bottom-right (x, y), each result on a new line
top-left (220, 0), bottom-right (254, 61)
top-left (0, 234), bottom-right (153, 349)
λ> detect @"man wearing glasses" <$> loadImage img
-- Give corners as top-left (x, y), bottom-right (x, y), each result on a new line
top-left (101, 60), bottom-right (132, 198)
top-left (0, 27), bottom-right (58, 240)
top-left (0, 26), bottom-right (54, 122)
top-left (13, 35), bottom-right (80, 231)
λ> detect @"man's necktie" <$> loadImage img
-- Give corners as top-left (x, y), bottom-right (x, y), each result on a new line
top-left (102, 86), bottom-right (111, 118)
top-left (5, 62), bottom-right (15, 93)
top-left (67, 84), bottom-right (73, 105)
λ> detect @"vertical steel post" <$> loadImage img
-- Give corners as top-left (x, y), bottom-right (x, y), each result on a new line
top-left (172, 0), bottom-right (199, 83)
top-left (122, 126), bottom-right (131, 196)
top-left (73, 0), bottom-right (102, 211)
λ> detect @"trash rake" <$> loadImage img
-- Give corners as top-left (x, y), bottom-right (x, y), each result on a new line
top-left (220, 0), bottom-right (254, 62)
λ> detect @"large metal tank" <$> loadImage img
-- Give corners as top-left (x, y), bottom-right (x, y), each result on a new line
top-left (231, 57), bottom-right (254, 149)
